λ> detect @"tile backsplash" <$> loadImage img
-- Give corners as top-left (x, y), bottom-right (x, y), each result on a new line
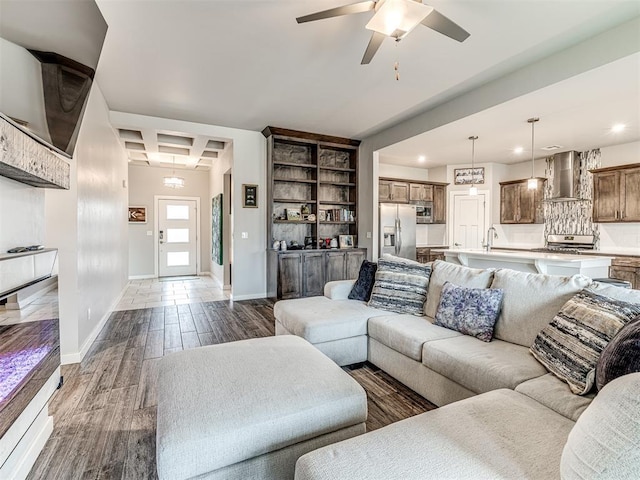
top-left (543, 149), bottom-right (601, 247)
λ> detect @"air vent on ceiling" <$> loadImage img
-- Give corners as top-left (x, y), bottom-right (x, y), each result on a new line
top-left (541, 145), bottom-right (563, 151)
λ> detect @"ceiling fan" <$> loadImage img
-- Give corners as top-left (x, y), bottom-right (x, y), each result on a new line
top-left (297, 0), bottom-right (470, 64)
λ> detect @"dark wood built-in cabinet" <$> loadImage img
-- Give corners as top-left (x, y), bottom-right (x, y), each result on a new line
top-left (590, 163), bottom-right (640, 223)
top-left (264, 127), bottom-right (365, 299)
top-left (499, 178), bottom-right (546, 224)
top-left (409, 183), bottom-right (433, 202)
top-left (268, 249), bottom-right (367, 299)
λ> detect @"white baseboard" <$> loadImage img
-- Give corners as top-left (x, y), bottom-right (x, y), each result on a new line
top-left (60, 283), bottom-right (128, 365)
top-left (231, 292), bottom-right (267, 301)
top-left (128, 274), bottom-right (156, 280)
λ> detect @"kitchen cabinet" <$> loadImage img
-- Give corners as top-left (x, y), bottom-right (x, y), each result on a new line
top-left (379, 178), bottom-right (448, 224)
top-left (409, 183), bottom-right (433, 202)
top-left (416, 247), bottom-right (448, 264)
top-left (268, 248), bottom-right (366, 299)
top-left (499, 178), bottom-right (545, 224)
top-left (591, 163), bottom-right (640, 223)
top-left (609, 257), bottom-right (640, 290)
top-left (432, 185), bottom-right (446, 224)
top-left (379, 179), bottom-right (409, 203)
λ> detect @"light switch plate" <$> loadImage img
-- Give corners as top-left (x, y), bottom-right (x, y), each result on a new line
top-left (241, 232), bottom-right (248, 239)
top-left (366, 232), bottom-right (372, 239)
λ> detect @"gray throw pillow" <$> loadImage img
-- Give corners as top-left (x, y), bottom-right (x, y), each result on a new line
top-left (434, 281), bottom-right (504, 342)
top-left (596, 314), bottom-right (640, 391)
top-left (368, 255), bottom-right (431, 316)
top-left (530, 289), bottom-right (640, 395)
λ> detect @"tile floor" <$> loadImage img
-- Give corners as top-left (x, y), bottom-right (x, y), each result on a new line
top-left (0, 288), bottom-right (59, 327)
top-left (114, 275), bottom-right (230, 311)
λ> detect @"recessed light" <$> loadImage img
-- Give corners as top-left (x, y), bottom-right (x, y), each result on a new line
top-left (611, 123), bottom-right (626, 133)
top-left (513, 146), bottom-right (524, 154)
top-left (418, 155), bottom-right (426, 163)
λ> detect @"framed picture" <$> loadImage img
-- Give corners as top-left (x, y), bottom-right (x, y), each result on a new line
top-left (128, 206), bottom-right (146, 223)
top-left (454, 167), bottom-right (485, 185)
top-left (339, 234), bottom-right (354, 249)
top-left (242, 184), bottom-right (258, 208)
top-left (286, 208), bottom-right (301, 221)
top-left (318, 210), bottom-right (326, 222)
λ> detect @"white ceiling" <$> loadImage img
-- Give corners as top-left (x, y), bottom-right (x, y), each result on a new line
top-left (94, 0), bottom-right (640, 146)
top-left (380, 52), bottom-right (640, 167)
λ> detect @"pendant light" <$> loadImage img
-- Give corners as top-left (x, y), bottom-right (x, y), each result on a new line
top-left (164, 156), bottom-right (185, 189)
top-left (468, 135), bottom-right (478, 196)
top-left (527, 117), bottom-right (539, 190)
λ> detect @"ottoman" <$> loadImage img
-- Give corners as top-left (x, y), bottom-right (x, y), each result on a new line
top-left (156, 335), bottom-right (368, 480)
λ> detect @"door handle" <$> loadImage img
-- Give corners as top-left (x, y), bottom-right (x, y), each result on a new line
top-left (159, 230), bottom-right (164, 244)
top-left (395, 219), bottom-right (402, 255)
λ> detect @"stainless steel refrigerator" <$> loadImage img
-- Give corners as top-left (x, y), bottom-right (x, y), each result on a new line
top-left (379, 203), bottom-right (417, 260)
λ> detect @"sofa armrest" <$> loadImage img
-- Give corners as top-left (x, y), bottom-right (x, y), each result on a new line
top-left (324, 280), bottom-right (356, 300)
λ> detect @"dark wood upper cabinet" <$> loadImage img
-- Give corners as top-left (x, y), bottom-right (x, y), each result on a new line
top-left (432, 185), bottom-right (446, 224)
top-left (591, 163), bottom-right (640, 223)
top-left (409, 183), bottom-right (433, 202)
top-left (379, 180), bottom-right (409, 203)
top-left (499, 178), bottom-right (545, 224)
top-left (379, 178), bottom-right (448, 224)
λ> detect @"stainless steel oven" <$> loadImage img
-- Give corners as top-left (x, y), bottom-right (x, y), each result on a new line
top-left (415, 202), bottom-right (433, 224)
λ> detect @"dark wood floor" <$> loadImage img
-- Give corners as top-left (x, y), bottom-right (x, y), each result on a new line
top-left (28, 299), bottom-right (435, 480)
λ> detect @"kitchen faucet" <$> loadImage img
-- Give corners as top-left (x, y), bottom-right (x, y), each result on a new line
top-left (485, 226), bottom-right (498, 252)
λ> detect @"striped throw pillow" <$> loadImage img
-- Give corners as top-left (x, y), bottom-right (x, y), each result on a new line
top-left (530, 289), bottom-right (640, 395)
top-left (368, 255), bottom-right (431, 316)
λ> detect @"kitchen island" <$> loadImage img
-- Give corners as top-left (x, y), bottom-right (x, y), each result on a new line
top-left (435, 248), bottom-right (613, 278)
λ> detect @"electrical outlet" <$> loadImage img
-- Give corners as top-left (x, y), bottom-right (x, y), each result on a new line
top-left (366, 232), bottom-right (372, 239)
top-left (147, 231), bottom-right (153, 236)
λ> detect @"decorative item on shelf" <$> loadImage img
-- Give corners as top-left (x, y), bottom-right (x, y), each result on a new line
top-left (527, 117), bottom-right (540, 190)
top-left (301, 204), bottom-right (310, 215)
top-left (307, 213), bottom-right (316, 222)
top-left (273, 240), bottom-right (281, 251)
top-left (330, 237), bottom-right (339, 249)
top-left (289, 240), bottom-right (302, 250)
top-left (280, 240), bottom-right (287, 251)
top-left (325, 238), bottom-right (332, 248)
top-left (468, 135), bottom-right (479, 196)
top-left (349, 211), bottom-right (355, 222)
top-left (304, 236), bottom-right (315, 249)
top-left (339, 234), bottom-right (354, 248)
top-left (286, 208), bottom-right (301, 221)
top-left (242, 184), bottom-right (258, 208)
top-left (318, 210), bottom-right (326, 221)
top-left (164, 156), bottom-right (185, 188)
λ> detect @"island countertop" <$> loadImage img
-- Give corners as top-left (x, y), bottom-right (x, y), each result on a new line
top-left (434, 248), bottom-right (613, 278)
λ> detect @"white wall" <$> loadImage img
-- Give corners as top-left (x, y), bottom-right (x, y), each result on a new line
top-left (0, 176), bottom-right (45, 252)
top-left (111, 112), bottom-right (267, 300)
top-left (378, 163), bottom-right (429, 181)
top-left (128, 164), bottom-right (210, 277)
top-left (209, 143), bottom-right (233, 287)
top-left (46, 83), bottom-right (129, 363)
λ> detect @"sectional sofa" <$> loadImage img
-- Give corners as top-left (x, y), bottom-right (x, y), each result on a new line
top-left (274, 258), bottom-right (640, 479)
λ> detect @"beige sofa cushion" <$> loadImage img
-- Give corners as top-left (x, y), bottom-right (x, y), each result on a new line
top-left (274, 297), bottom-right (390, 344)
top-left (561, 372), bottom-right (640, 480)
top-left (368, 314), bottom-right (462, 361)
top-left (422, 335), bottom-right (547, 394)
top-left (515, 373), bottom-right (594, 422)
top-left (491, 270), bottom-right (592, 347)
top-left (423, 260), bottom-right (494, 318)
top-left (295, 389), bottom-right (575, 480)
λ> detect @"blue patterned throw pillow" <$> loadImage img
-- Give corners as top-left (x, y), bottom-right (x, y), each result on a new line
top-left (368, 255), bottom-right (431, 316)
top-left (434, 282), bottom-right (504, 342)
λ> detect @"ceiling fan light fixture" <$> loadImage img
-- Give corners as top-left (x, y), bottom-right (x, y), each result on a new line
top-left (366, 0), bottom-right (433, 39)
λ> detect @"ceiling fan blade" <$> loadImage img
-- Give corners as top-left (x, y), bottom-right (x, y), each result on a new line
top-left (361, 31), bottom-right (385, 65)
top-left (296, 1), bottom-right (375, 24)
top-left (421, 9), bottom-right (470, 42)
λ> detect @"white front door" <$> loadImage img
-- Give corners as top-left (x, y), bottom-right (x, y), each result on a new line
top-left (452, 193), bottom-right (488, 249)
top-left (158, 199), bottom-right (198, 277)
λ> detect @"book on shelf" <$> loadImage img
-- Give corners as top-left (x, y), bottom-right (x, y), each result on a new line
top-left (323, 208), bottom-right (355, 222)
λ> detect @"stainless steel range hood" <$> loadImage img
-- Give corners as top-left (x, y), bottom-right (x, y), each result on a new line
top-left (549, 151), bottom-right (582, 201)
